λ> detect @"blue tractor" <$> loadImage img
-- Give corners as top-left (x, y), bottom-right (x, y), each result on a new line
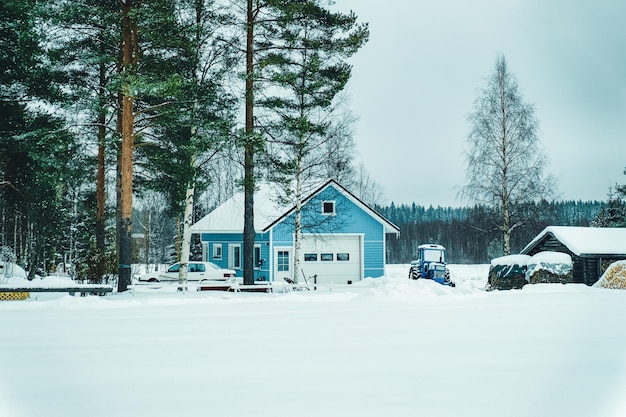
top-left (408, 244), bottom-right (455, 287)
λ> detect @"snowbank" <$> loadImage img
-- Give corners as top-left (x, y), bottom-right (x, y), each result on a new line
top-left (1, 263), bottom-right (625, 417)
top-left (0, 262), bottom-right (26, 282)
top-left (3, 274), bottom-right (76, 288)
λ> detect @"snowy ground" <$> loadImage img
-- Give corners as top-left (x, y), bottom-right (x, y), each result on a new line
top-left (1, 264), bottom-right (626, 417)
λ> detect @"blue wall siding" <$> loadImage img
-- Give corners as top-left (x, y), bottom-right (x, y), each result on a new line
top-left (200, 232), bottom-right (270, 280)
top-left (274, 186), bottom-right (384, 240)
top-left (364, 240), bottom-right (385, 278)
top-left (255, 234), bottom-right (271, 281)
top-left (272, 185), bottom-right (387, 277)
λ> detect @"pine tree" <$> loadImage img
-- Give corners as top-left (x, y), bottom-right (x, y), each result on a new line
top-left (1, 0), bottom-right (85, 276)
top-left (46, 0), bottom-right (121, 282)
top-left (258, 1), bottom-right (368, 281)
top-left (592, 186), bottom-right (626, 227)
top-left (241, 0), bottom-right (368, 284)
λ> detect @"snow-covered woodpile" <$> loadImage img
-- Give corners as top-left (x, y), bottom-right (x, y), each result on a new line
top-left (526, 251), bottom-right (573, 284)
top-left (593, 261), bottom-right (626, 290)
top-left (487, 254), bottom-right (530, 291)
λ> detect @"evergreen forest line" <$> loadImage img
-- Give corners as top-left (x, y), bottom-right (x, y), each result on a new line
top-left (134, 199), bottom-right (607, 268)
top-left (377, 200), bottom-right (605, 264)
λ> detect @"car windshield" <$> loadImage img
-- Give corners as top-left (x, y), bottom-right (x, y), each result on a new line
top-left (423, 249), bottom-right (445, 263)
top-left (167, 263), bottom-right (180, 273)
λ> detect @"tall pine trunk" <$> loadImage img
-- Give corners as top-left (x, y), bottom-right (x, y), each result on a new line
top-left (95, 35), bottom-right (107, 283)
top-left (117, 0), bottom-right (138, 292)
top-left (243, 0), bottom-right (256, 286)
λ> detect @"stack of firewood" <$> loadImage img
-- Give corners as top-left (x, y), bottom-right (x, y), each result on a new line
top-left (594, 262), bottom-right (626, 290)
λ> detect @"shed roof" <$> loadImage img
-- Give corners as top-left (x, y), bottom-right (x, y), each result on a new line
top-left (521, 226), bottom-right (626, 256)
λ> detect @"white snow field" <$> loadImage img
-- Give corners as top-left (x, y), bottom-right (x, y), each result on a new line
top-left (1, 264), bottom-right (626, 417)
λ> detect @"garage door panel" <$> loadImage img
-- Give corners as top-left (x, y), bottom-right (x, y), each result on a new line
top-left (300, 235), bottom-right (361, 284)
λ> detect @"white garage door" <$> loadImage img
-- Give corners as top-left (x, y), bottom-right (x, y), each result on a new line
top-left (300, 235), bottom-right (361, 285)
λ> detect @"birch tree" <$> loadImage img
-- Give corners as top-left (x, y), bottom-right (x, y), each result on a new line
top-left (461, 54), bottom-right (556, 255)
top-left (164, 0), bottom-right (235, 291)
top-left (136, 0), bottom-right (236, 290)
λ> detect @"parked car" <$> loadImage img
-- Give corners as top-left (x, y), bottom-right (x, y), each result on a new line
top-left (138, 262), bottom-right (236, 283)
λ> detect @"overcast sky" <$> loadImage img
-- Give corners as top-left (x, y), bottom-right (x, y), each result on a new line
top-left (334, 0), bottom-right (626, 207)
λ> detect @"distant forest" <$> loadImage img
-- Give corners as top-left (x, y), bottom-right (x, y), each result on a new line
top-left (377, 200), bottom-right (605, 264)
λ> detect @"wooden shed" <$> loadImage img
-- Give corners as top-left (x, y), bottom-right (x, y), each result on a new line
top-left (520, 226), bottom-right (626, 285)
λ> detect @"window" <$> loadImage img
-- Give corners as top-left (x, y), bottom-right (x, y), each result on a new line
top-left (337, 253), bottom-right (350, 261)
top-left (229, 244), bottom-right (241, 269)
top-left (304, 253), bottom-right (317, 262)
top-left (212, 244), bottom-right (222, 260)
top-left (254, 245), bottom-right (262, 269)
top-left (277, 251), bottom-right (290, 272)
top-left (322, 200), bottom-right (335, 215)
top-left (321, 253), bottom-right (333, 261)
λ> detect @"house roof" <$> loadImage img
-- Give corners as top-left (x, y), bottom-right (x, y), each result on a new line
top-left (521, 226), bottom-right (626, 256)
top-left (191, 183), bottom-right (288, 233)
top-left (191, 179), bottom-right (400, 235)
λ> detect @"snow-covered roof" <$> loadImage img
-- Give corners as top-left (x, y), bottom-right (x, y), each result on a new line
top-left (191, 180), bottom-right (400, 235)
top-left (521, 226), bottom-right (626, 256)
top-left (490, 254), bottom-right (530, 267)
top-left (418, 244), bottom-right (445, 251)
top-left (526, 251), bottom-right (573, 277)
top-left (528, 251), bottom-right (572, 265)
top-left (191, 183), bottom-right (288, 233)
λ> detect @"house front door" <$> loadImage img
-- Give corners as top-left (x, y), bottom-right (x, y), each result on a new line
top-left (274, 247), bottom-right (292, 282)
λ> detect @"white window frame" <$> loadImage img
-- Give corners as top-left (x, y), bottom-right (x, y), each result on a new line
top-left (275, 248), bottom-right (291, 273)
top-left (228, 244), bottom-right (241, 270)
top-left (212, 243), bottom-right (222, 260)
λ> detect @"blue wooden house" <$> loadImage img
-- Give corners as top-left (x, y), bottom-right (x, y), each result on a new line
top-left (191, 179), bottom-right (399, 284)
